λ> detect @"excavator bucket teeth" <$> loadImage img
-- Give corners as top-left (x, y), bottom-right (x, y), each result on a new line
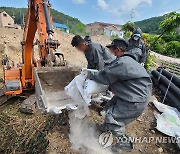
top-left (34, 67), bottom-right (80, 113)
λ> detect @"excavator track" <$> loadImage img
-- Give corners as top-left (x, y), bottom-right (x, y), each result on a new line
top-left (0, 89), bottom-right (9, 106)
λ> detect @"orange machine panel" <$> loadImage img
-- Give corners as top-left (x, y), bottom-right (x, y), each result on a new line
top-left (4, 69), bottom-right (22, 95)
top-left (4, 69), bottom-right (21, 80)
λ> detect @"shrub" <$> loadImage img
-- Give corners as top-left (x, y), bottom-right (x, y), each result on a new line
top-left (164, 41), bottom-right (180, 57)
top-left (110, 34), bottom-right (119, 41)
top-left (145, 53), bottom-right (156, 71)
top-left (161, 34), bottom-right (180, 42)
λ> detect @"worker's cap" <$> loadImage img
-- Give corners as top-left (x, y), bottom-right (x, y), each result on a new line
top-left (106, 38), bottom-right (129, 49)
top-left (133, 27), bottom-right (142, 38)
top-left (84, 36), bottom-right (92, 44)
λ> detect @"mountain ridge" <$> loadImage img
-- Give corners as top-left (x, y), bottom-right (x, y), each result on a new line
top-left (0, 6), bottom-right (165, 35)
top-left (0, 7), bottom-right (86, 35)
top-left (135, 16), bottom-right (165, 34)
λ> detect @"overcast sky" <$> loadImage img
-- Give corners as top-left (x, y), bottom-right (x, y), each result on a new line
top-left (0, 0), bottom-right (180, 24)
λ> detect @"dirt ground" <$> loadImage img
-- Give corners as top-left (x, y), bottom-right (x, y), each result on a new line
top-left (0, 95), bottom-right (178, 154)
top-left (0, 27), bottom-right (179, 154)
top-left (0, 27), bottom-right (111, 78)
top-left (47, 98), bottom-right (179, 154)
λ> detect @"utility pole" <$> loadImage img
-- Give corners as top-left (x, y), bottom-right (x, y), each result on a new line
top-left (22, 13), bottom-right (25, 26)
top-left (20, 9), bottom-right (22, 25)
top-left (130, 9), bottom-right (135, 22)
top-left (12, 8), bottom-right (15, 21)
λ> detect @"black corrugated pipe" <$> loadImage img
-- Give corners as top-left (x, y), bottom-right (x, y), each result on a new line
top-left (151, 76), bottom-right (180, 111)
top-left (159, 84), bottom-right (180, 111)
top-left (157, 68), bottom-right (180, 89)
top-left (152, 70), bottom-right (180, 98)
top-left (151, 76), bottom-right (159, 86)
top-left (43, 0), bottom-right (53, 37)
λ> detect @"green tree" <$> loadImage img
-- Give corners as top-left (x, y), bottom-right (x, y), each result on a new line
top-left (122, 22), bottom-right (135, 32)
top-left (160, 12), bottom-right (180, 34)
top-left (145, 53), bottom-right (156, 70)
top-left (110, 34), bottom-right (119, 41)
top-left (153, 12), bottom-right (180, 44)
top-left (135, 16), bottom-right (164, 34)
top-left (122, 22), bottom-right (134, 39)
top-left (0, 7), bottom-right (86, 35)
top-left (161, 34), bottom-right (180, 42)
top-left (164, 41), bottom-right (180, 58)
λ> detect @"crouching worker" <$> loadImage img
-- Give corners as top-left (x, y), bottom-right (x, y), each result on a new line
top-left (71, 35), bottom-right (115, 70)
top-left (88, 38), bottom-right (152, 152)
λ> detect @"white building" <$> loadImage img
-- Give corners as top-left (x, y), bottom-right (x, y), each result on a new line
top-left (0, 11), bottom-right (14, 28)
top-left (104, 25), bottom-right (124, 38)
top-left (0, 11), bottom-right (21, 29)
top-left (86, 22), bottom-right (124, 38)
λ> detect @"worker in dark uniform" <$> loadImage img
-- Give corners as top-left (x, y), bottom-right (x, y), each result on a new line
top-left (88, 38), bottom-right (152, 152)
top-left (2, 54), bottom-right (8, 66)
top-left (71, 35), bottom-right (115, 70)
top-left (127, 27), bottom-right (147, 65)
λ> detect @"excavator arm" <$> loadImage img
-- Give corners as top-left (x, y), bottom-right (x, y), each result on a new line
top-left (21, 0), bottom-right (63, 89)
top-left (3, 0), bottom-right (79, 113)
top-left (4, 0), bottom-right (65, 95)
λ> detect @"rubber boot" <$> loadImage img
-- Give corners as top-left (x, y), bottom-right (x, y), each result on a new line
top-left (96, 123), bottom-right (108, 132)
top-left (111, 135), bottom-right (133, 153)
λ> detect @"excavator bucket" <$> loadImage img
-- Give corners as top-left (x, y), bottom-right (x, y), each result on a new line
top-left (34, 67), bottom-right (80, 113)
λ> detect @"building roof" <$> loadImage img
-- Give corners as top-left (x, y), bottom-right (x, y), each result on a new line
top-left (86, 22), bottom-right (121, 28)
top-left (104, 25), bottom-right (122, 31)
top-left (53, 22), bottom-right (69, 29)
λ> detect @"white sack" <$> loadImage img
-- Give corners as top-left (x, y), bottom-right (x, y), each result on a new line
top-left (65, 71), bottom-right (109, 105)
top-left (156, 111), bottom-right (180, 137)
top-left (153, 100), bottom-right (180, 117)
top-left (84, 79), bottom-right (108, 95)
top-left (153, 100), bottom-right (180, 137)
top-left (65, 74), bottom-right (91, 104)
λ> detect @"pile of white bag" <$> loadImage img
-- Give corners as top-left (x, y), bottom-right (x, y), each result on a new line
top-left (65, 69), bottom-right (109, 105)
top-left (153, 100), bottom-right (180, 138)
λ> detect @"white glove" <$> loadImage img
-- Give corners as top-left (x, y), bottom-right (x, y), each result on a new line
top-left (81, 68), bottom-right (98, 78)
top-left (81, 68), bottom-right (89, 77)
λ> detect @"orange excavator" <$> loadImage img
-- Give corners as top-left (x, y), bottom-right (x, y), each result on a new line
top-left (3, 0), bottom-right (78, 112)
top-left (4, 0), bottom-right (65, 96)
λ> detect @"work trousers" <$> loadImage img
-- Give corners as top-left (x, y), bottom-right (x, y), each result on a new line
top-left (104, 96), bottom-right (149, 137)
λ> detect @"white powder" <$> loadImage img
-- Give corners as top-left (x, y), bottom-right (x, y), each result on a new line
top-left (69, 104), bottom-right (112, 154)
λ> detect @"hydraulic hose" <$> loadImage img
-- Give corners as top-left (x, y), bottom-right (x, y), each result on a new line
top-left (42, 0), bottom-right (53, 38)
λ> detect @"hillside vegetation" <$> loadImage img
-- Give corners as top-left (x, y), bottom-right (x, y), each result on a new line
top-left (135, 16), bottom-right (165, 34)
top-left (0, 7), bottom-right (168, 35)
top-left (143, 12), bottom-right (180, 58)
top-left (0, 7), bottom-right (86, 35)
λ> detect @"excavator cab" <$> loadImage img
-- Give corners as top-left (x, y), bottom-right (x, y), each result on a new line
top-left (4, 69), bottom-right (22, 95)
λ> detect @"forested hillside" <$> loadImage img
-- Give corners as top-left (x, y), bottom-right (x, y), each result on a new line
top-left (135, 16), bottom-right (165, 34)
top-left (0, 7), bottom-right (174, 35)
top-left (0, 7), bottom-right (86, 35)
